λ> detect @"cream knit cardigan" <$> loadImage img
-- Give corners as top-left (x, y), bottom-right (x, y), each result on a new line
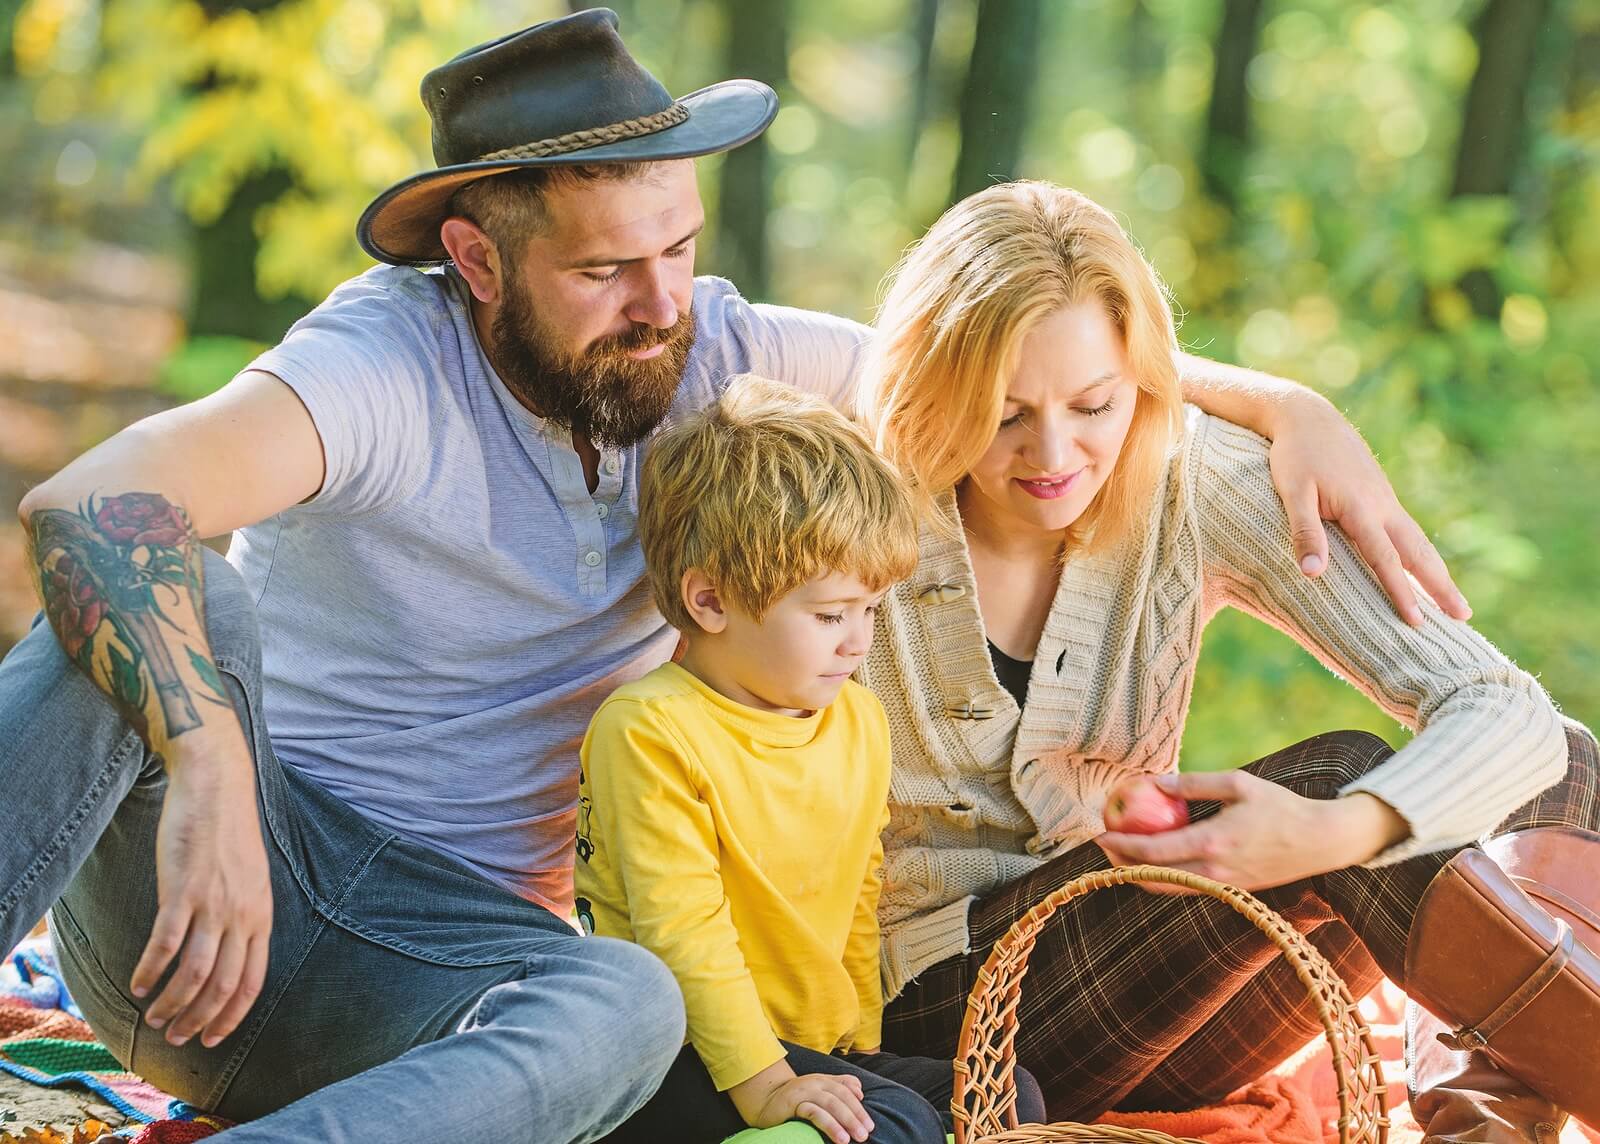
top-left (860, 407), bottom-right (1569, 1000)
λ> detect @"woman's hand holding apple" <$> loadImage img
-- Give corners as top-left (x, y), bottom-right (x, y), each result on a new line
top-left (1096, 771), bottom-right (1410, 892)
top-left (1102, 774), bottom-right (1190, 834)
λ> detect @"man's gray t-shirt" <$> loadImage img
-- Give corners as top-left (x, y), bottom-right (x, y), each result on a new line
top-left (236, 264), bottom-right (867, 913)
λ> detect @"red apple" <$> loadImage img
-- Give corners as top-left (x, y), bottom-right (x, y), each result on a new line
top-left (1103, 774), bottom-right (1190, 834)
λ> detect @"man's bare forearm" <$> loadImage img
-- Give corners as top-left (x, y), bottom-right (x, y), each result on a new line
top-left (21, 490), bottom-right (232, 761)
top-left (1175, 349), bottom-right (1333, 439)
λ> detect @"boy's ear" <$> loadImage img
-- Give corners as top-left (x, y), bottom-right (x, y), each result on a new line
top-left (680, 568), bottom-right (728, 635)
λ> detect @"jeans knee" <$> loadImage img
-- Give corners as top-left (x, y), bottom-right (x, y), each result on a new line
top-left (583, 937), bottom-right (686, 1063)
top-left (198, 548), bottom-right (261, 675)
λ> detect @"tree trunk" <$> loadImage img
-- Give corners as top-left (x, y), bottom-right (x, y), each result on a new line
top-left (1450, 0), bottom-right (1552, 316)
top-left (949, 0), bottom-right (1044, 206)
top-left (1200, 0), bottom-right (1265, 211)
top-left (1567, 24), bottom-right (1600, 110)
top-left (1124, 0), bottom-right (1165, 142)
top-left (187, 168), bottom-right (314, 342)
top-left (1550, 19), bottom-right (1599, 257)
top-left (0, 0), bottom-right (22, 78)
top-left (904, 0), bottom-right (942, 178)
top-left (181, 0), bottom-right (314, 341)
top-left (714, 0), bottom-right (788, 300)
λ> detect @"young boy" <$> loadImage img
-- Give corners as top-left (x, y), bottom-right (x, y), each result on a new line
top-left (576, 379), bottom-right (1042, 1144)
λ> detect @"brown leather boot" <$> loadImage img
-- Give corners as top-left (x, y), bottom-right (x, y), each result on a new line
top-left (1407, 998), bottom-right (1565, 1142)
top-left (1404, 826), bottom-right (1600, 1134)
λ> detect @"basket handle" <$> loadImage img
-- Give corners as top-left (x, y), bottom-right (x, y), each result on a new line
top-left (949, 864), bottom-right (1388, 1144)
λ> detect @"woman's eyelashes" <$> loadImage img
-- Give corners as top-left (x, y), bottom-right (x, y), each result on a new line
top-left (998, 396), bottom-right (1118, 430)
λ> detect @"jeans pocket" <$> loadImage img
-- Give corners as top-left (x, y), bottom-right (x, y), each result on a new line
top-left (48, 898), bottom-right (141, 1068)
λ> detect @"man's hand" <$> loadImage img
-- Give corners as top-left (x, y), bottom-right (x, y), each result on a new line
top-left (730, 1058), bottom-right (875, 1144)
top-left (1267, 391), bottom-right (1471, 626)
top-left (1096, 771), bottom-right (1410, 891)
top-left (132, 728), bottom-right (273, 1050)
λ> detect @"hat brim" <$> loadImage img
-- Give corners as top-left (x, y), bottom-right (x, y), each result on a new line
top-left (357, 78), bottom-right (777, 266)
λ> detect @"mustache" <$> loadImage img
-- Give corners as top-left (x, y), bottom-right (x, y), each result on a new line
top-left (587, 317), bottom-right (690, 359)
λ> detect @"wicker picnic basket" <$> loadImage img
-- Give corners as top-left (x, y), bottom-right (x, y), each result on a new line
top-left (950, 865), bottom-right (1390, 1144)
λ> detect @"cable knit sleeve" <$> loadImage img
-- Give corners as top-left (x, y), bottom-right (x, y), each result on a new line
top-left (1187, 410), bottom-right (1568, 864)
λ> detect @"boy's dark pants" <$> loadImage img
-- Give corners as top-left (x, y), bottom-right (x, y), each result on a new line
top-left (602, 1041), bottom-right (1046, 1143)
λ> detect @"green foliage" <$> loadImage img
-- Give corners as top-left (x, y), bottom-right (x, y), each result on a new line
top-left (990, 0), bottom-right (1600, 762)
top-left (15, 0), bottom-right (559, 300)
top-left (1413, 196), bottom-right (1517, 285)
top-left (12, 0), bottom-right (1600, 758)
top-left (158, 334), bottom-right (265, 400)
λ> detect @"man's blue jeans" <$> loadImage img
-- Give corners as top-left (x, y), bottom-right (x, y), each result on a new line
top-left (0, 549), bottom-right (685, 1142)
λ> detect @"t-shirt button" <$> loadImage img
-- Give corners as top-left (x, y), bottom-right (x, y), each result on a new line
top-left (595, 502), bottom-right (610, 520)
top-left (602, 456), bottom-right (620, 476)
top-left (583, 550), bottom-right (602, 567)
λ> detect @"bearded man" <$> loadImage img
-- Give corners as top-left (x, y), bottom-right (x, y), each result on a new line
top-left (2, 9), bottom-right (1475, 1142)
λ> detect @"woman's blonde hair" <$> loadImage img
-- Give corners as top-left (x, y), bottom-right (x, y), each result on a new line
top-left (861, 181), bottom-right (1184, 554)
top-left (640, 375), bottom-right (921, 633)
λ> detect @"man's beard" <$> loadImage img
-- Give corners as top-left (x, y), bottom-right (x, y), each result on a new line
top-left (489, 274), bottom-right (695, 448)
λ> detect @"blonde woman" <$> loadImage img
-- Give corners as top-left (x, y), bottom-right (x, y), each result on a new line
top-left (856, 181), bottom-right (1600, 1139)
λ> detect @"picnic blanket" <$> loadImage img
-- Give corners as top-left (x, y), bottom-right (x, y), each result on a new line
top-left (2, 937), bottom-right (229, 1143)
top-left (5, 934), bottom-right (1598, 1143)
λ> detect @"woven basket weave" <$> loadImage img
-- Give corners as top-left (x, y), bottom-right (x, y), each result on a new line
top-left (951, 865), bottom-right (1389, 1144)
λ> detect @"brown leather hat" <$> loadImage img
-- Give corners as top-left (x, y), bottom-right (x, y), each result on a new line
top-left (357, 7), bottom-right (777, 266)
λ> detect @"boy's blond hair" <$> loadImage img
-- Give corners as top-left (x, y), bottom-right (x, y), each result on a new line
top-left (640, 376), bottom-right (921, 633)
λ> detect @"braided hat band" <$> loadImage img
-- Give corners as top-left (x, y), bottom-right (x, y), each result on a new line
top-left (476, 103), bottom-right (690, 163)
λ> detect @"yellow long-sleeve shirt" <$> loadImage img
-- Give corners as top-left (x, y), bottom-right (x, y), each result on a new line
top-left (575, 662), bottom-right (891, 1091)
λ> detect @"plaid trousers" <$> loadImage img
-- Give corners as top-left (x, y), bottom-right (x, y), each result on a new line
top-left (880, 724), bottom-right (1600, 1120)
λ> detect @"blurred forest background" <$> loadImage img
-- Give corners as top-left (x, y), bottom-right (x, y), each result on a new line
top-left (1, 0), bottom-right (1596, 766)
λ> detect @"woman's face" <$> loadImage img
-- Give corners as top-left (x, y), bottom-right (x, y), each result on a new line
top-left (960, 300), bottom-right (1140, 541)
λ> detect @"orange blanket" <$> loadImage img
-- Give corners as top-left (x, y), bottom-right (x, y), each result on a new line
top-left (1095, 981), bottom-right (1599, 1143)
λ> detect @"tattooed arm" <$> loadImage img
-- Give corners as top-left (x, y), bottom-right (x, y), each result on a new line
top-left (28, 495), bottom-right (221, 750)
top-left (18, 368), bottom-right (324, 1050)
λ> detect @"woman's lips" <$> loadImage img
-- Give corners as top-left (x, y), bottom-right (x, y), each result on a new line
top-left (1014, 470), bottom-right (1083, 500)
